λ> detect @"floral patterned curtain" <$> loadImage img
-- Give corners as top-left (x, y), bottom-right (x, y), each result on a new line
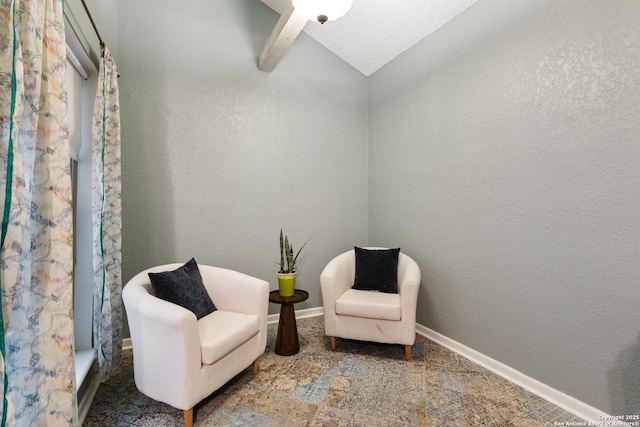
top-left (92, 45), bottom-right (122, 382)
top-left (0, 0), bottom-right (77, 425)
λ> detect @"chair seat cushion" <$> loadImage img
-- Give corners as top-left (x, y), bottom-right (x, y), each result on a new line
top-left (198, 311), bottom-right (260, 365)
top-left (335, 289), bottom-right (401, 321)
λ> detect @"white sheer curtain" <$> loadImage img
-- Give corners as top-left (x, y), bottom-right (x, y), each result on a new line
top-left (91, 44), bottom-right (122, 382)
top-left (0, 0), bottom-right (77, 425)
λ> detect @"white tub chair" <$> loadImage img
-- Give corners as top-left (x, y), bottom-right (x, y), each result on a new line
top-left (123, 263), bottom-right (269, 426)
top-left (321, 248), bottom-right (421, 360)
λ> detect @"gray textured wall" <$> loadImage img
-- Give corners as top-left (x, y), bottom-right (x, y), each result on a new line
top-left (116, 0), bottom-right (369, 314)
top-left (368, 0), bottom-right (640, 415)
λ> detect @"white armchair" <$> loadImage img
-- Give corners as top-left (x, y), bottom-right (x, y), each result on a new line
top-left (321, 249), bottom-right (421, 360)
top-left (122, 264), bottom-right (269, 427)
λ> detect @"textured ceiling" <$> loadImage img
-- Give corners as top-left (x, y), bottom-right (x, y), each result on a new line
top-left (259, 0), bottom-right (480, 76)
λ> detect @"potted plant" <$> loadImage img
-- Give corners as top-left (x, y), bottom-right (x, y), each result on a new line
top-left (277, 229), bottom-right (309, 296)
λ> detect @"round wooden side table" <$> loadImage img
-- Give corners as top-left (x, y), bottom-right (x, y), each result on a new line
top-left (269, 289), bottom-right (309, 356)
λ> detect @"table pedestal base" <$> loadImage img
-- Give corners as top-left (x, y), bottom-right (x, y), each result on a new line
top-left (269, 289), bottom-right (308, 357)
top-left (275, 303), bottom-right (299, 356)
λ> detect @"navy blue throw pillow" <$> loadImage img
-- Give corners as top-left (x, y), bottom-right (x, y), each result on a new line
top-left (148, 258), bottom-right (217, 319)
top-left (352, 247), bottom-right (400, 294)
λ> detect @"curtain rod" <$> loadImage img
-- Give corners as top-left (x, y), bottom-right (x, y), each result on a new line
top-left (78, 0), bottom-right (121, 77)
top-left (80, 0), bottom-right (105, 48)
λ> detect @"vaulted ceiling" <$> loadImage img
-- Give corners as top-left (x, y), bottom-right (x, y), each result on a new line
top-left (259, 0), bottom-right (480, 76)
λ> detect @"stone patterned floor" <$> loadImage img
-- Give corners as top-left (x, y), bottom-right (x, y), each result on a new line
top-left (83, 316), bottom-right (585, 426)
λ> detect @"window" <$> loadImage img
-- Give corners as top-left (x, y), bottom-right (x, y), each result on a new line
top-left (66, 42), bottom-right (97, 387)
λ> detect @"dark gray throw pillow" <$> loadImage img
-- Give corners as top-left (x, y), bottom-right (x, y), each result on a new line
top-left (352, 247), bottom-right (400, 294)
top-left (148, 258), bottom-right (217, 319)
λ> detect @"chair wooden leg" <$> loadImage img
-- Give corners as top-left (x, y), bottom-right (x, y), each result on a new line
top-left (330, 336), bottom-right (336, 351)
top-left (184, 408), bottom-right (193, 427)
top-left (405, 345), bottom-right (411, 361)
top-left (253, 358), bottom-right (259, 374)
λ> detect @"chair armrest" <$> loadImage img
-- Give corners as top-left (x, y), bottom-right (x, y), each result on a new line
top-left (320, 251), bottom-right (355, 316)
top-left (122, 275), bottom-right (202, 406)
top-left (397, 254), bottom-right (421, 323)
top-left (200, 266), bottom-right (269, 318)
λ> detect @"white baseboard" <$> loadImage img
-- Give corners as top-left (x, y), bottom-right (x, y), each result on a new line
top-left (268, 306), bottom-right (324, 324)
top-left (415, 323), bottom-right (607, 423)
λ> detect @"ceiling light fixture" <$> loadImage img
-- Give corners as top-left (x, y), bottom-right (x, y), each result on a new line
top-left (292, 0), bottom-right (353, 24)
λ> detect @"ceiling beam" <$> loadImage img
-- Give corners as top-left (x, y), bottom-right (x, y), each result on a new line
top-left (259, 3), bottom-right (308, 72)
